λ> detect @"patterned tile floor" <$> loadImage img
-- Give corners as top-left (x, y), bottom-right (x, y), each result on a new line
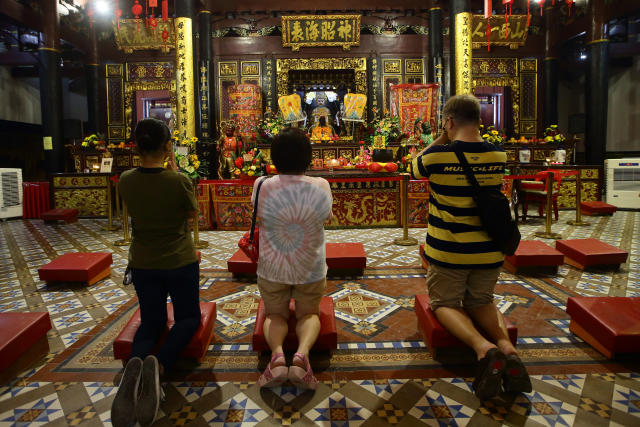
top-left (0, 211), bottom-right (639, 426)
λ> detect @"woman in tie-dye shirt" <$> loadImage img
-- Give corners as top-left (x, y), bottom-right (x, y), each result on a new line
top-left (253, 128), bottom-right (333, 390)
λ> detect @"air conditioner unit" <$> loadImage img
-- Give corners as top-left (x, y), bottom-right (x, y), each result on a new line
top-left (0, 168), bottom-right (23, 219)
top-left (605, 158), bottom-right (640, 209)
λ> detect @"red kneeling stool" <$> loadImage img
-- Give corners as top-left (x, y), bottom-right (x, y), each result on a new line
top-left (556, 238), bottom-right (628, 270)
top-left (580, 201), bottom-right (617, 216)
top-left (41, 208), bottom-right (79, 224)
top-left (0, 312), bottom-right (52, 384)
top-left (566, 297), bottom-right (640, 358)
top-left (252, 297), bottom-right (337, 352)
top-left (113, 302), bottom-right (217, 364)
top-left (415, 294), bottom-right (518, 358)
top-left (38, 252), bottom-right (112, 285)
top-left (228, 243), bottom-right (367, 277)
top-left (503, 241), bottom-right (564, 274)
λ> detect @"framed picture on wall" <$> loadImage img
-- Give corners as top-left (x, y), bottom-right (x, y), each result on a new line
top-left (383, 75), bottom-right (402, 112)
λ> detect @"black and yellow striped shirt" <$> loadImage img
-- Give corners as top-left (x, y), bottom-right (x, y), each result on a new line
top-left (410, 140), bottom-right (506, 269)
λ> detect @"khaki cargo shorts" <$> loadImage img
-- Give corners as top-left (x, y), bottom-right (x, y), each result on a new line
top-left (257, 276), bottom-right (326, 319)
top-left (425, 263), bottom-right (501, 311)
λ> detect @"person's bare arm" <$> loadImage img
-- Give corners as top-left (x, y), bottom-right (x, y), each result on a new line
top-left (166, 150), bottom-right (178, 171)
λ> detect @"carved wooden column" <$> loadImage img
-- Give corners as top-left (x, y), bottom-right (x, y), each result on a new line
top-left (86, 21), bottom-right (101, 134)
top-left (585, 0), bottom-right (609, 166)
top-left (449, 0), bottom-right (472, 95)
top-left (39, 0), bottom-right (64, 173)
top-left (197, 9), bottom-right (214, 177)
top-left (429, 4), bottom-right (444, 121)
top-left (543, 5), bottom-right (559, 128)
top-left (175, 0), bottom-right (197, 138)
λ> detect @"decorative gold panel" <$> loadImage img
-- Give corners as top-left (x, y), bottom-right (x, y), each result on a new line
top-left (106, 64), bottom-right (123, 77)
top-left (472, 76), bottom-right (520, 135)
top-left (281, 15), bottom-right (361, 51)
top-left (123, 80), bottom-right (177, 140)
top-left (520, 58), bottom-right (538, 72)
top-left (455, 12), bottom-right (473, 94)
top-left (108, 126), bottom-right (125, 139)
top-left (471, 15), bottom-right (529, 50)
top-left (520, 121), bottom-right (536, 134)
top-left (241, 61), bottom-right (260, 76)
top-left (219, 62), bottom-right (238, 76)
top-left (383, 59), bottom-right (401, 74)
top-left (405, 59), bottom-right (424, 74)
top-left (113, 18), bottom-right (175, 54)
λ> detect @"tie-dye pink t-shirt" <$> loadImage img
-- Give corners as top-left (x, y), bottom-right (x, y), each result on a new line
top-left (251, 175), bottom-right (333, 284)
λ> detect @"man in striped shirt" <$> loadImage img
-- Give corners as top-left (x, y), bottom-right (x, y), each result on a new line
top-left (410, 94), bottom-right (530, 400)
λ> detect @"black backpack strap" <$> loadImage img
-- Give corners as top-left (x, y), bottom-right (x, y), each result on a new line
top-left (249, 177), bottom-right (268, 241)
top-left (453, 149), bottom-right (481, 191)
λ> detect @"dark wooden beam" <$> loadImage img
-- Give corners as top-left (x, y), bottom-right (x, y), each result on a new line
top-left (0, 51), bottom-right (38, 66)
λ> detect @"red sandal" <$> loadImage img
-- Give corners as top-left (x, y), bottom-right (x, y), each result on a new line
top-left (288, 353), bottom-right (318, 390)
top-left (257, 353), bottom-right (288, 388)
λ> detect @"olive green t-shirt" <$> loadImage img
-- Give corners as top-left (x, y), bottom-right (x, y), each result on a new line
top-left (119, 167), bottom-right (198, 270)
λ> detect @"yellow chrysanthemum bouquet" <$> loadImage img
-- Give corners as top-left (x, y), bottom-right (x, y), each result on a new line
top-left (172, 130), bottom-right (201, 179)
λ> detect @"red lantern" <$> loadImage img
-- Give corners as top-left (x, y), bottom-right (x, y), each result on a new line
top-left (87, 4), bottom-right (94, 28)
top-left (161, 29), bottom-right (169, 54)
top-left (526, 0), bottom-right (531, 27)
top-left (132, 0), bottom-right (143, 32)
top-left (566, 0), bottom-right (574, 17)
top-left (149, 0), bottom-right (158, 7)
top-left (485, 0), bottom-right (492, 51)
top-left (149, 16), bottom-right (158, 39)
top-left (115, 0), bottom-right (122, 29)
top-left (503, 0), bottom-right (514, 38)
top-left (162, 0), bottom-right (168, 21)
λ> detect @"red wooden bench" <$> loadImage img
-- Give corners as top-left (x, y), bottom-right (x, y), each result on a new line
top-left (38, 252), bottom-right (113, 285)
top-left (252, 297), bottom-right (337, 352)
top-left (113, 302), bottom-right (217, 364)
top-left (566, 297), bottom-right (640, 358)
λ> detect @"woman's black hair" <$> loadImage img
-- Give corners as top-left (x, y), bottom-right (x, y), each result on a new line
top-left (134, 118), bottom-right (170, 155)
top-left (271, 127), bottom-right (311, 174)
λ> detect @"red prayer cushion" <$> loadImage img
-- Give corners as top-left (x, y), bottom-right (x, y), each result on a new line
top-left (415, 294), bottom-right (517, 349)
top-left (505, 240), bottom-right (564, 267)
top-left (38, 252), bottom-right (113, 282)
top-left (41, 208), bottom-right (78, 221)
top-left (113, 302), bottom-right (217, 361)
top-left (326, 243), bottom-right (366, 270)
top-left (581, 201), bottom-right (617, 215)
top-left (252, 297), bottom-right (337, 352)
top-left (566, 297), bottom-right (640, 354)
top-left (556, 239), bottom-right (628, 266)
top-left (0, 312), bottom-right (52, 372)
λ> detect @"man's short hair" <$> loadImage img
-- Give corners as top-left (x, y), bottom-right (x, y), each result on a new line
top-left (442, 94), bottom-right (481, 126)
top-left (271, 127), bottom-right (312, 174)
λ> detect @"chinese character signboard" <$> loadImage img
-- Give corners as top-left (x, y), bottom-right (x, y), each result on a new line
top-left (455, 12), bottom-right (473, 94)
top-left (282, 15), bottom-right (361, 51)
top-left (471, 15), bottom-right (529, 49)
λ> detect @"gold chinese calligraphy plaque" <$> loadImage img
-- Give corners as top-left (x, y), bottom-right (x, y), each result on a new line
top-left (471, 15), bottom-right (529, 50)
top-left (113, 19), bottom-right (175, 54)
top-left (455, 12), bottom-right (473, 94)
top-left (282, 15), bottom-right (361, 51)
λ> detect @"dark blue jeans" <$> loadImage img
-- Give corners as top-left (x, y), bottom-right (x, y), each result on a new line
top-left (130, 262), bottom-right (201, 369)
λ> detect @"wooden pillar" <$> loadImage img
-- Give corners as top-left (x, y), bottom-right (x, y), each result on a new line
top-left (543, 5), bottom-right (559, 128)
top-left (86, 21), bottom-right (101, 134)
top-left (39, 0), bottom-right (64, 173)
top-left (197, 9), bottom-right (214, 178)
top-left (429, 5), bottom-right (444, 123)
top-left (585, 0), bottom-right (609, 166)
top-left (175, 0), bottom-right (197, 139)
top-left (449, 0), bottom-right (472, 96)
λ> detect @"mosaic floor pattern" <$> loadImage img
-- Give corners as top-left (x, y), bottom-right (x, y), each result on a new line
top-left (0, 211), bottom-right (639, 426)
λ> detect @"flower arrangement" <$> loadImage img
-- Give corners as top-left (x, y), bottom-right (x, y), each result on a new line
top-left (231, 148), bottom-right (266, 178)
top-left (543, 125), bottom-right (566, 144)
top-left (481, 125), bottom-right (506, 145)
top-left (172, 130), bottom-right (201, 179)
top-left (81, 134), bottom-right (106, 150)
top-left (255, 115), bottom-right (286, 142)
top-left (366, 108), bottom-right (401, 146)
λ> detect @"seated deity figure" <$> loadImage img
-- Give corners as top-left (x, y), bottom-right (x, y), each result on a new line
top-left (311, 116), bottom-right (336, 141)
top-left (217, 121), bottom-right (243, 179)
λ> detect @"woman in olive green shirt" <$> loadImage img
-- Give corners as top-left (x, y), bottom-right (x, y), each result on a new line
top-left (111, 118), bottom-right (200, 427)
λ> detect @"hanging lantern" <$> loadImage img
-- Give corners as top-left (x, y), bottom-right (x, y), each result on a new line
top-left (87, 4), bottom-right (94, 28)
top-left (161, 29), bottom-right (169, 54)
top-left (150, 16), bottom-right (158, 40)
top-left (162, 0), bottom-right (168, 21)
top-left (503, 0), bottom-right (514, 38)
top-left (115, 0), bottom-right (122, 29)
top-left (527, 0), bottom-right (531, 27)
top-left (485, 0), bottom-right (492, 51)
top-left (149, 0), bottom-right (158, 6)
top-left (540, 0), bottom-right (545, 17)
top-left (566, 0), bottom-right (574, 17)
top-left (132, 0), bottom-right (143, 32)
